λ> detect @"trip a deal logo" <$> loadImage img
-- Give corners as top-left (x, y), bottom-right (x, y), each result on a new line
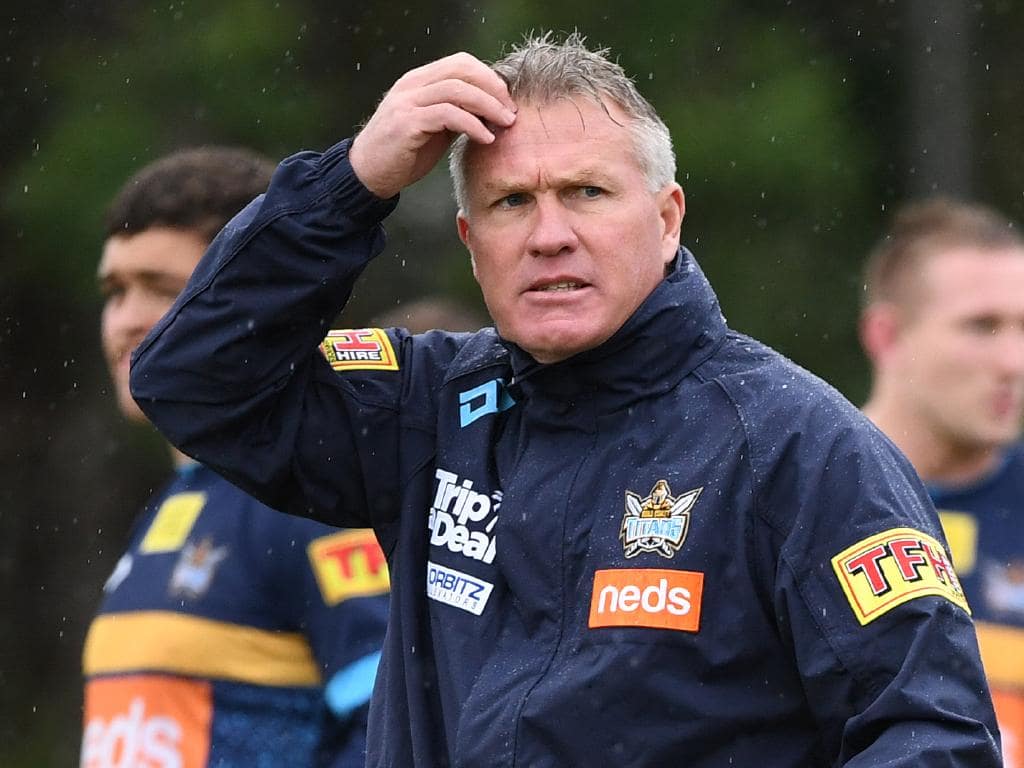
top-left (832, 527), bottom-right (970, 624)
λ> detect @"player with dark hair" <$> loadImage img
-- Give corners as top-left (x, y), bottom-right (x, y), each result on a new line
top-left (83, 147), bottom-right (389, 768)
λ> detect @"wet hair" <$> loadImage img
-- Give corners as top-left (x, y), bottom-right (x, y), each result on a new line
top-left (448, 31), bottom-right (676, 210)
top-left (104, 146), bottom-right (276, 243)
top-left (863, 197), bottom-right (1024, 307)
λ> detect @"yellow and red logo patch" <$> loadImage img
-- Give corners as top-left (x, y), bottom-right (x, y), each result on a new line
top-left (308, 529), bottom-right (390, 605)
top-left (319, 328), bottom-right (398, 372)
top-left (831, 527), bottom-right (970, 625)
top-left (82, 675), bottom-right (212, 768)
top-left (589, 568), bottom-right (704, 632)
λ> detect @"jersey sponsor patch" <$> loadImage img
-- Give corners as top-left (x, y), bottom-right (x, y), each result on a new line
top-left (139, 492), bottom-right (207, 554)
top-left (308, 529), bottom-right (390, 605)
top-left (620, 480), bottom-right (702, 559)
top-left (426, 560), bottom-right (494, 615)
top-left (81, 675), bottom-right (212, 768)
top-left (832, 527), bottom-right (970, 625)
top-left (320, 328), bottom-right (398, 371)
top-left (589, 568), bottom-right (704, 632)
top-left (938, 509), bottom-right (979, 576)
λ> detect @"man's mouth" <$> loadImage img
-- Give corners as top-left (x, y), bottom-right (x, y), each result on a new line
top-left (537, 281), bottom-right (583, 292)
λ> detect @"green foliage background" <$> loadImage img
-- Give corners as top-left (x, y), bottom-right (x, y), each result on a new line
top-left (2, 1), bottom-right (1022, 764)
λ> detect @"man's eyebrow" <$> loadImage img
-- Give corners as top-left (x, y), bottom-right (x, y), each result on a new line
top-left (479, 169), bottom-right (614, 195)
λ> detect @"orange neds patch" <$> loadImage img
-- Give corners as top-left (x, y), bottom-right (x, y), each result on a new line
top-left (81, 675), bottom-right (212, 768)
top-left (589, 568), bottom-right (704, 632)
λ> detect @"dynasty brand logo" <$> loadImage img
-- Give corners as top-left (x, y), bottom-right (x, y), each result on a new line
top-left (620, 479), bottom-right (702, 559)
top-left (428, 468), bottom-right (501, 563)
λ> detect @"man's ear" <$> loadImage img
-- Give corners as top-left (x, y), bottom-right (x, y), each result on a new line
top-left (659, 184), bottom-right (685, 265)
top-left (859, 302), bottom-right (902, 365)
top-left (456, 211), bottom-right (479, 279)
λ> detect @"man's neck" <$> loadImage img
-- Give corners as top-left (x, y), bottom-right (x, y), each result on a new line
top-left (169, 445), bottom-right (196, 470)
top-left (862, 400), bottom-right (1001, 487)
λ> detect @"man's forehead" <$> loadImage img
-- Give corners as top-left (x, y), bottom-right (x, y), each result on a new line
top-left (500, 96), bottom-right (629, 141)
top-left (904, 246), bottom-right (1024, 315)
top-left (464, 97), bottom-right (637, 183)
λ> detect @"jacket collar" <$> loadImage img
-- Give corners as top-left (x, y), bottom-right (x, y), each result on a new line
top-left (499, 247), bottom-right (728, 419)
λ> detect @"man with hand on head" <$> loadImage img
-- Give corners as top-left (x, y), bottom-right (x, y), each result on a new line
top-left (861, 197), bottom-right (1024, 767)
top-left (131, 35), bottom-right (1000, 767)
top-left (83, 147), bottom-right (389, 768)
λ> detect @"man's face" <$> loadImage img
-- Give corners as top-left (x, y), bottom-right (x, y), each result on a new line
top-left (889, 246), bottom-right (1024, 450)
top-left (98, 228), bottom-right (206, 422)
top-left (456, 97), bottom-right (684, 364)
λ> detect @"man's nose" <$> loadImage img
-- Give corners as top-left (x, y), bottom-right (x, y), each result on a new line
top-left (106, 288), bottom-right (161, 338)
top-left (526, 197), bottom-right (579, 257)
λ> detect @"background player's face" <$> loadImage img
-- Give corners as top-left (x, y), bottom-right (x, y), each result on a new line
top-left (456, 97), bottom-right (683, 364)
top-left (890, 246), bottom-right (1024, 451)
top-left (98, 228), bottom-right (206, 422)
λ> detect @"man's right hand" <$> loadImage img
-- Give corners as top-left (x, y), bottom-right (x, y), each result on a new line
top-left (349, 52), bottom-right (517, 200)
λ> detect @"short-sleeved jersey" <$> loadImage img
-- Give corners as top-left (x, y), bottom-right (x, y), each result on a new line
top-left (933, 444), bottom-right (1024, 767)
top-left (81, 462), bottom-right (389, 768)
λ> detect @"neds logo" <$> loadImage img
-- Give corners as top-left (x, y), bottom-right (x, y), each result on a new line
top-left (589, 568), bottom-right (704, 632)
top-left (82, 697), bottom-right (183, 768)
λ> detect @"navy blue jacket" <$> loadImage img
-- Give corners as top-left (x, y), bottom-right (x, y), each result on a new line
top-left (132, 139), bottom-right (1001, 767)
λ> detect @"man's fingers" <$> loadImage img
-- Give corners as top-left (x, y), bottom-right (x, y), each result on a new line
top-left (412, 79), bottom-right (516, 130)
top-left (397, 52), bottom-right (515, 113)
top-left (416, 103), bottom-right (500, 145)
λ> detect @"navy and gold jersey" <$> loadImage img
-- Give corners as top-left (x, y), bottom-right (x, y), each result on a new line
top-left (933, 445), bottom-right (1024, 768)
top-left (81, 463), bottom-right (389, 768)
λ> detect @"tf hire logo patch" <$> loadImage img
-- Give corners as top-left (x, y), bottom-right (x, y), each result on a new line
top-left (309, 530), bottom-right (390, 605)
top-left (320, 328), bottom-right (398, 372)
top-left (832, 527), bottom-right (970, 625)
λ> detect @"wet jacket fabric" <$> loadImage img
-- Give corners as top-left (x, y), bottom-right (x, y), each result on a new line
top-left (930, 444), bottom-right (1024, 768)
top-left (131, 139), bottom-right (1001, 767)
top-left (81, 462), bottom-right (390, 768)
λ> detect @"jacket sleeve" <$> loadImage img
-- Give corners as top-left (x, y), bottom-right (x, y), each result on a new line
top-left (130, 139), bottom-right (405, 530)
top-left (755, 406), bottom-right (1001, 766)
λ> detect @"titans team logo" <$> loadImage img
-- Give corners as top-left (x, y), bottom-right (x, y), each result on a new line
top-left (168, 537), bottom-right (229, 599)
top-left (620, 480), bottom-right (702, 559)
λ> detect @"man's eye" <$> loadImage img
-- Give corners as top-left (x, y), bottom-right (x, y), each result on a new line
top-left (499, 193), bottom-right (527, 208)
top-left (965, 317), bottom-right (999, 335)
top-left (100, 284), bottom-right (124, 302)
top-left (580, 186), bottom-right (603, 198)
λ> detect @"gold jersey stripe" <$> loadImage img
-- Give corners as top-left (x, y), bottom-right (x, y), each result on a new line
top-left (83, 612), bottom-right (321, 686)
top-left (976, 621), bottom-right (1024, 688)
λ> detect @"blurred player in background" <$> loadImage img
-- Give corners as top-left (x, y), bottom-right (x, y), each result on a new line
top-left (82, 147), bottom-right (389, 768)
top-left (861, 197), bottom-right (1024, 767)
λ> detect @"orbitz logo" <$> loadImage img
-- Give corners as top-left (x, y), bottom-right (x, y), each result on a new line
top-left (428, 468), bottom-right (500, 563)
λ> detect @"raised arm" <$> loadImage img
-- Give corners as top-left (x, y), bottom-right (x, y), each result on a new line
top-left (130, 53), bottom-right (514, 528)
